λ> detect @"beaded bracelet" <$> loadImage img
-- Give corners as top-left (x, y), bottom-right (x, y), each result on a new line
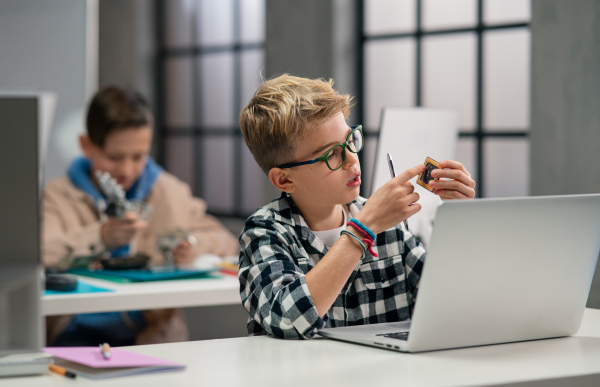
top-left (348, 218), bottom-right (376, 241)
top-left (340, 230), bottom-right (366, 260)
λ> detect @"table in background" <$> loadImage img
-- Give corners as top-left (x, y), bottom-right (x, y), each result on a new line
top-left (42, 274), bottom-right (240, 315)
top-left (6, 308), bottom-right (600, 387)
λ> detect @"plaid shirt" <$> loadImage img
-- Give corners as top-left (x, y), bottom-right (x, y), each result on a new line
top-left (238, 193), bottom-right (426, 339)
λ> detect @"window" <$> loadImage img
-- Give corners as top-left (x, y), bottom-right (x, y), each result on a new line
top-left (157, 0), bottom-right (266, 217)
top-left (362, 0), bottom-right (530, 197)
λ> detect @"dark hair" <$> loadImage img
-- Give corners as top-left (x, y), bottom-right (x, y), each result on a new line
top-left (86, 85), bottom-right (153, 147)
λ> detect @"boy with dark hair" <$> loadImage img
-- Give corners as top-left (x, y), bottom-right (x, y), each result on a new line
top-left (42, 85), bottom-right (238, 346)
top-left (238, 74), bottom-right (476, 339)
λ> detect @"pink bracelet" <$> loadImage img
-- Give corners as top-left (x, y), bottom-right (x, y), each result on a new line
top-left (346, 222), bottom-right (378, 257)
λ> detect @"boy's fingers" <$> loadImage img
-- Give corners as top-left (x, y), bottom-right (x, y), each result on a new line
top-left (395, 165), bottom-right (427, 184)
top-left (432, 168), bottom-right (474, 187)
top-left (439, 160), bottom-right (469, 175)
top-left (439, 159), bottom-right (461, 169)
top-left (131, 220), bottom-right (148, 230)
top-left (121, 212), bottom-right (139, 222)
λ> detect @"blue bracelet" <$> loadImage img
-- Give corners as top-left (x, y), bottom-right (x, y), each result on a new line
top-left (348, 218), bottom-right (376, 241)
top-left (340, 230), bottom-right (366, 260)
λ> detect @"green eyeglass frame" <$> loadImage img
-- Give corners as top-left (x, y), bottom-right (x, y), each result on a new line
top-left (277, 125), bottom-right (364, 171)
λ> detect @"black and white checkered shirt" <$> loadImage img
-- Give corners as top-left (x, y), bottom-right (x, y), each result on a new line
top-left (238, 193), bottom-right (426, 339)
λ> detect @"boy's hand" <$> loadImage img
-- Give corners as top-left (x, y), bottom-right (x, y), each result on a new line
top-left (172, 240), bottom-right (194, 267)
top-left (428, 160), bottom-right (476, 200)
top-left (101, 212), bottom-right (148, 248)
top-left (355, 164), bottom-right (427, 235)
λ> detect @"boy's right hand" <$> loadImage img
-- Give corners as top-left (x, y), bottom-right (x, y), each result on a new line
top-left (355, 164), bottom-right (426, 235)
top-left (101, 211), bottom-right (148, 249)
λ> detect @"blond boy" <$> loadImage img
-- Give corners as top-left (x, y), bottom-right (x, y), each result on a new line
top-left (239, 75), bottom-right (476, 339)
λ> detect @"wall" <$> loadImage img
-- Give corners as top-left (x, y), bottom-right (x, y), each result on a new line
top-left (99, 0), bottom-right (156, 107)
top-left (0, 0), bottom-right (97, 182)
top-left (530, 0), bottom-right (600, 307)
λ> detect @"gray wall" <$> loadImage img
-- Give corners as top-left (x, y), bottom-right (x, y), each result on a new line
top-left (530, 0), bottom-right (600, 307)
top-left (0, 0), bottom-right (96, 182)
top-left (530, 0), bottom-right (600, 196)
top-left (99, 0), bottom-right (156, 108)
top-left (266, 0), bottom-right (359, 97)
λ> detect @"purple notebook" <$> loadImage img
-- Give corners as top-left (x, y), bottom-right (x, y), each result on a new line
top-left (44, 347), bottom-right (185, 379)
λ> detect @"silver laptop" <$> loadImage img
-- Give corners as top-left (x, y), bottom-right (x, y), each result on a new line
top-left (319, 194), bottom-right (600, 352)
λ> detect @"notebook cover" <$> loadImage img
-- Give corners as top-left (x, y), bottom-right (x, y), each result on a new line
top-left (44, 347), bottom-right (185, 379)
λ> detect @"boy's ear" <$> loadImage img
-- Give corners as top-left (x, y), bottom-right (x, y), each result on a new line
top-left (268, 167), bottom-right (296, 194)
top-left (79, 135), bottom-right (94, 157)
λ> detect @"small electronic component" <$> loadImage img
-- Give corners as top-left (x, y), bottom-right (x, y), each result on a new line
top-left (417, 157), bottom-right (440, 192)
top-left (95, 171), bottom-right (152, 220)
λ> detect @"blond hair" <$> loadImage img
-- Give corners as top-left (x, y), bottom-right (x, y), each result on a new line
top-left (239, 74), bottom-right (353, 174)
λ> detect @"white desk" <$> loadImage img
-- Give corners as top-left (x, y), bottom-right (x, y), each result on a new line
top-left (6, 308), bottom-right (600, 386)
top-left (42, 274), bottom-right (240, 316)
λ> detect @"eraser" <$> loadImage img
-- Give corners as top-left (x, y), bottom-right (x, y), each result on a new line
top-left (417, 157), bottom-right (440, 192)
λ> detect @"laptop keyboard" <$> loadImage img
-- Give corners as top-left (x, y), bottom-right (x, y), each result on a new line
top-left (376, 331), bottom-right (409, 341)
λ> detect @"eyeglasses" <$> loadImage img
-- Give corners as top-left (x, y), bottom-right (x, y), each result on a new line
top-left (277, 125), bottom-right (364, 171)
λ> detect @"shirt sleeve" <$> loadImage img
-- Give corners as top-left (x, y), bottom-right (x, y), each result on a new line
top-left (41, 187), bottom-right (107, 269)
top-left (238, 216), bottom-right (324, 339)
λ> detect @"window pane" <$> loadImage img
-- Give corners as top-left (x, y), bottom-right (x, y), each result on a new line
top-left (197, 0), bottom-right (234, 47)
top-left (364, 0), bottom-right (415, 36)
top-left (455, 137), bottom-right (477, 185)
top-left (483, 29), bottom-right (530, 131)
top-left (484, 0), bottom-right (530, 25)
top-left (164, 0), bottom-right (195, 48)
top-left (422, 0), bottom-right (476, 31)
top-left (240, 0), bottom-right (265, 44)
top-left (199, 52), bottom-right (235, 128)
top-left (483, 138), bottom-right (529, 197)
top-left (241, 143), bottom-right (268, 214)
top-left (164, 57), bottom-right (194, 128)
top-left (201, 136), bottom-right (234, 212)
top-left (165, 135), bottom-right (195, 188)
top-left (364, 38), bottom-right (415, 131)
top-left (422, 33), bottom-right (476, 131)
top-left (239, 49), bottom-right (264, 110)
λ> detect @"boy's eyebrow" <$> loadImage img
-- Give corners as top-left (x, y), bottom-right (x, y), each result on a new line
top-left (310, 128), bottom-right (353, 156)
top-left (311, 141), bottom-right (339, 156)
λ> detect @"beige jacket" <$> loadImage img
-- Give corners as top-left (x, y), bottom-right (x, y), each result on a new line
top-left (42, 171), bottom-right (240, 345)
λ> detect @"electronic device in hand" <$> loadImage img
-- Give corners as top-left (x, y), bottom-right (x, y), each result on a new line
top-left (417, 157), bottom-right (440, 192)
top-left (99, 253), bottom-right (150, 270)
top-left (95, 171), bottom-right (152, 220)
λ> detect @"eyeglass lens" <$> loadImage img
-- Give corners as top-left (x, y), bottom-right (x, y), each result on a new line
top-left (326, 145), bottom-right (345, 170)
top-left (348, 129), bottom-right (363, 153)
top-left (325, 128), bottom-right (364, 170)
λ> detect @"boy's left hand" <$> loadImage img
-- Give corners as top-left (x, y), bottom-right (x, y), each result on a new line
top-left (172, 240), bottom-right (194, 266)
top-left (428, 160), bottom-right (476, 200)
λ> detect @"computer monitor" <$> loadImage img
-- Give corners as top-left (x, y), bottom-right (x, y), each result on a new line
top-left (0, 93), bottom-right (55, 376)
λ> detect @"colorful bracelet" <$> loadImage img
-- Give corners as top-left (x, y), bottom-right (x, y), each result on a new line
top-left (348, 218), bottom-right (376, 241)
top-left (344, 224), bottom-right (379, 258)
top-left (340, 230), bottom-right (366, 260)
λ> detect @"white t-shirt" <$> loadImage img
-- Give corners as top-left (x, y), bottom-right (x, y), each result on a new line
top-left (311, 205), bottom-right (349, 250)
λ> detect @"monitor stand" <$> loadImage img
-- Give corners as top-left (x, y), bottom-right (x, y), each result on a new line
top-left (0, 352), bottom-right (52, 378)
top-left (0, 266), bottom-right (47, 378)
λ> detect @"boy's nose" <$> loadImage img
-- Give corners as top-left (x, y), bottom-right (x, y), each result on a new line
top-left (344, 150), bottom-right (359, 168)
top-left (115, 159), bottom-right (136, 178)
